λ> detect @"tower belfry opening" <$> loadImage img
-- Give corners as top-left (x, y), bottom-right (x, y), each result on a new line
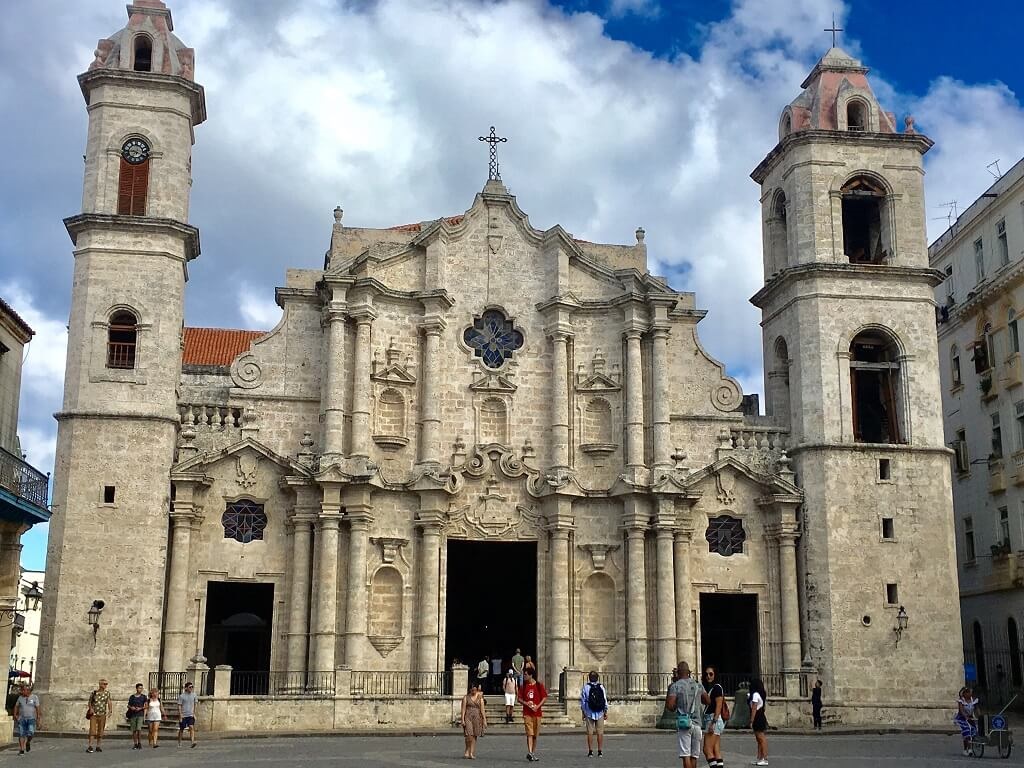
top-left (841, 176), bottom-right (887, 264)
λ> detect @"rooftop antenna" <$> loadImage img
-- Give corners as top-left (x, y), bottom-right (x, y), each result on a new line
top-left (932, 201), bottom-right (959, 229)
top-left (987, 159), bottom-right (1003, 180)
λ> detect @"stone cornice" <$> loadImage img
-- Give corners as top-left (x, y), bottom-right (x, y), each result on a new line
top-left (751, 129), bottom-right (932, 184)
top-left (78, 68), bottom-right (207, 126)
top-left (750, 262), bottom-right (944, 308)
top-left (64, 213), bottom-right (200, 262)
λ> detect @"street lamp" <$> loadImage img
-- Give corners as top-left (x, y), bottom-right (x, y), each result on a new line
top-left (894, 605), bottom-right (909, 646)
top-left (87, 600), bottom-right (105, 641)
top-left (22, 582), bottom-right (42, 612)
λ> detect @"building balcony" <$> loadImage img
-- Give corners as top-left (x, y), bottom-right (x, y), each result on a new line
top-left (989, 458), bottom-right (1007, 494)
top-left (980, 369), bottom-right (999, 402)
top-left (1003, 353), bottom-right (1024, 389)
top-left (1013, 451), bottom-right (1024, 486)
top-left (985, 549), bottom-right (1024, 592)
top-left (0, 447), bottom-right (50, 525)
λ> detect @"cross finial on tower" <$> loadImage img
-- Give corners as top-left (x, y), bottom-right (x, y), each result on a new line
top-left (478, 126), bottom-right (508, 181)
top-left (824, 14), bottom-right (843, 48)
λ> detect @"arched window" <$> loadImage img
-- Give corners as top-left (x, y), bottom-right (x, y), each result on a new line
top-left (769, 191), bottom-right (788, 275)
top-left (106, 310), bottom-right (138, 369)
top-left (779, 111), bottom-right (792, 140)
top-left (850, 329), bottom-right (905, 444)
top-left (768, 337), bottom-right (791, 422)
top-left (222, 499), bottom-right (268, 544)
top-left (846, 99), bottom-right (868, 131)
top-left (1008, 617), bottom-right (1022, 687)
top-left (133, 35), bottom-right (152, 72)
top-left (973, 621), bottom-right (988, 689)
top-left (117, 138), bottom-right (151, 216)
top-left (841, 175), bottom-right (890, 264)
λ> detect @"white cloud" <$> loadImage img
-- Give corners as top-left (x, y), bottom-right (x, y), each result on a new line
top-left (238, 283), bottom-right (282, 330)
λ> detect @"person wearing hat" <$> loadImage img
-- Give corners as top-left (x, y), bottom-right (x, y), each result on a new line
top-left (177, 681), bottom-right (199, 748)
top-left (503, 669), bottom-right (519, 723)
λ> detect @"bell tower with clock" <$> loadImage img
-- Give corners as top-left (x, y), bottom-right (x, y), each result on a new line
top-left (36, 0), bottom-right (206, 727)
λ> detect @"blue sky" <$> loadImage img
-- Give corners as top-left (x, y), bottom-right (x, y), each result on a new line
top-left (3, 0), bottom-right (1024, 569)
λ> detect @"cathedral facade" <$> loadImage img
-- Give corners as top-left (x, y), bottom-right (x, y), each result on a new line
top-left (37, 1), bottom-right (963, 729)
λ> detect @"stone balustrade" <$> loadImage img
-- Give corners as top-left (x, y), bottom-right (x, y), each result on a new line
top-left (179, 403), bottom-right (243, 429)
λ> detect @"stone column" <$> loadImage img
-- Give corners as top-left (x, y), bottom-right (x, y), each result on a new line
top-left (285, 514), bottom-right (315, 673)
top-left (778, 530), bottom-right (802, 682)
top-left (350, 307), bottom-right (376, 459)
top-left (312, 486), bottom-right (342, 672)
top-left (623, 498), bottom-right (649, 692)
top-left (161, 510), bottom-right (194, 671)
top-left (417, 318), bottom-right (446, 467)
top-left (673, 527), bottom-right (695, 665)
top-left (546, 494), bottom-right (573, 681)
top-left (549, 330), bottom-right (572, 471)
top-left (321, 301), bottom-right (348, 457)
top-left (653, 500), bottom-right (676, 675)
top-left (414, 493), bottom-right (445, 674)
top-left (623, 328), bottom-right (645, 469)
top-left (344, 489), bottom-right (373, 669)
top-left (650, 321), bottom-right (672, 470)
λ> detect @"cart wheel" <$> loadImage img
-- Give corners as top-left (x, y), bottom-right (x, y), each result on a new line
top-left (998, 740), bottom-right (1011, 759)
top-left (972, 739), bottom-right (986, 758)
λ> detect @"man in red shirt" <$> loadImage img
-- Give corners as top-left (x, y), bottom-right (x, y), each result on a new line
top-left (518, 666), bottom-right (547, 762)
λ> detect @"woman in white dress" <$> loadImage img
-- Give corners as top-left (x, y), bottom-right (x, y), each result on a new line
top-left (145, 688), bottom-right (165, 748)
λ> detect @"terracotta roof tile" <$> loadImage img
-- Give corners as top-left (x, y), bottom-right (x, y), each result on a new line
top-left (182, 327), bottom-right (264, 367)
top-left (388, 215), bottom-right (464, 233)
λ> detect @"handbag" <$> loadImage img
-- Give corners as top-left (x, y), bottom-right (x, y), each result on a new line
top-left (85, 690), bottom-right (96, 721)
top-left (675, 680), bottom-right (699, 730)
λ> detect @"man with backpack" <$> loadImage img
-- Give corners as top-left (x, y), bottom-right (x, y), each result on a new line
top-left (665, 662), bottom-right (709, 768)
top-left (580, 671), bottom-right (609, 757)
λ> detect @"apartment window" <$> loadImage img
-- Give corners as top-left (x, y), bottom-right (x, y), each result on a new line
top-left (992, 413), bottom-right (1004, 459)
top-left (1010, 308), bottom-right (1020, 355)
top-left (975, 238), bottom-right (985, 283)
top-left (1000, 507), bottom-right (1011, 548)
top-left (1016, 401), bottom-right (1024, 451)
top-left (952, 345), bottom-right (962, 387)
top-left (997, 219), bottom-right (1010, 267)
top-left (945, 264), bottom-right (955, 302)
top-left (974, 327), bottom-right (992, 373)
top-left (965, 516), bottom-right (976, 562)
top-left (955, 428), bottom-right (969, 473)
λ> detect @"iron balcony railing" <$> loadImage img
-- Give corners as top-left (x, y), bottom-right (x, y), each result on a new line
top-left (0, 447), bottom-right (48, 511)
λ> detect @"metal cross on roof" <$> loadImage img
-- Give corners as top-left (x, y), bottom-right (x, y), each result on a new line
top-left (478, 126), bottom-right (508, 181)
top-left (824, 14), bottom-right (843, 48)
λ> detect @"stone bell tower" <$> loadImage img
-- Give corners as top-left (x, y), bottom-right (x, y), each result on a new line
top-left (750, 47), bottom-right (962, 722)
top-left (36, 0), bottom-right (205, 728)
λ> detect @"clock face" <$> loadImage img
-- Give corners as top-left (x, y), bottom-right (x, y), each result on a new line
top-left (121, 138), bottom-right (150, 165)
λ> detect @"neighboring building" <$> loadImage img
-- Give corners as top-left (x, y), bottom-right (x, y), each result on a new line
top-left (37, 1), bottom-right (961, 731)
top-left (931, 156), bottom-right (1024, 705)
top-left (10, 571), bottom-right (45, 681)
top-left (0, 298), bottom-right (51, 690)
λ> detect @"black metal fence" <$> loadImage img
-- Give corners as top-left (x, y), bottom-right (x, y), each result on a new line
top-left (230, 670), bottom-right (335, 697)
top-left (148, 671), bottom-right (210, 699)
top-left (350, 670), bottom-right (449, 697)
top-left (561, 670), bottom-right (793, 701)
top-left (964, 648), bottom-right (1024, 710)
top-left (0, 446), bottom-right (48, 509)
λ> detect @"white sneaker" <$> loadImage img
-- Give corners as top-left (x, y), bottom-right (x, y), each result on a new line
top-left (963, 750), bottom-right (970, 757)
top-left (756, 761), bottom-right (769, 766)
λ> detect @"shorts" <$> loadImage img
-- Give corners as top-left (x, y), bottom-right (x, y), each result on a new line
top-left (17, 718), bottom-right (36, 738)
top-left (504, 693), bottom-right (517, 706)
top-left (584, 716), bottom-right (605, 735)
top-left (88, 715), bottom-right (107, 737)
top-left (677, 724), bottom-right (702, 758)
top-left (523, 714), bottom-right (541, 737)
top-left (179, 715), bottom-right (195, 730)
top-left (703, 714), bottom-right (725, 736)
top-left (129, 715), bottom-right (145, 731)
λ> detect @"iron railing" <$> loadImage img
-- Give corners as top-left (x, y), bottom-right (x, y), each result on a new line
top-left (563, 672), bottom-right (673, 699)
top-left (148, 671), bottom-right (209, 699)
top-left (0, 447), bottom-right (48, 510)
top-left (965, 648), bottom-right (1024, 709)
top-left (230, 670), bottom-right (335, 697)
top-left (351, 670), bottom-right (448, 697)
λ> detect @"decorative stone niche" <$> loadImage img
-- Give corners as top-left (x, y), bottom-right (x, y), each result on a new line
top-left (371, 339), bottom-right (416, 451)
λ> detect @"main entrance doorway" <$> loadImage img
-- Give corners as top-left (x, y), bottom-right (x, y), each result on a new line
top-left (203, 581), bottom-right (273, 694)
top-left (445, 540), bottom-right (537, 681)
top-left (699, 593), bottom-right (760, 688)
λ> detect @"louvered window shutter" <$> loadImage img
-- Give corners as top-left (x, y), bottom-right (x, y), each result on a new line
top-left (117, 157), bottom-right (149, 216)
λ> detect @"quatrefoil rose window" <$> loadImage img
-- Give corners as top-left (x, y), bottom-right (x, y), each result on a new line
top-left (463, 309), bottom-right (524, 369)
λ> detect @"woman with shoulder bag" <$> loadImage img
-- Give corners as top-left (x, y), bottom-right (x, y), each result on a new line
top-left (701, 666), bottom-right (727, 768)
top-left (748, 678), bottom-right (769, 766)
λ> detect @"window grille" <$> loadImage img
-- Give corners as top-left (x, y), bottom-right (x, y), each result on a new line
top-left (705, 515), bottom-right (746, 557)
top-left (222, 499), bottom-right (267, 544)
top-left (463, 309), bottom-right (524, 369)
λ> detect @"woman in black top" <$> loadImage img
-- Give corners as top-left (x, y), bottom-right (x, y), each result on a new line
top-left (701, 667), bottom-right (726, 768)
top-left (810, 680), bottom-right (823, 730)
